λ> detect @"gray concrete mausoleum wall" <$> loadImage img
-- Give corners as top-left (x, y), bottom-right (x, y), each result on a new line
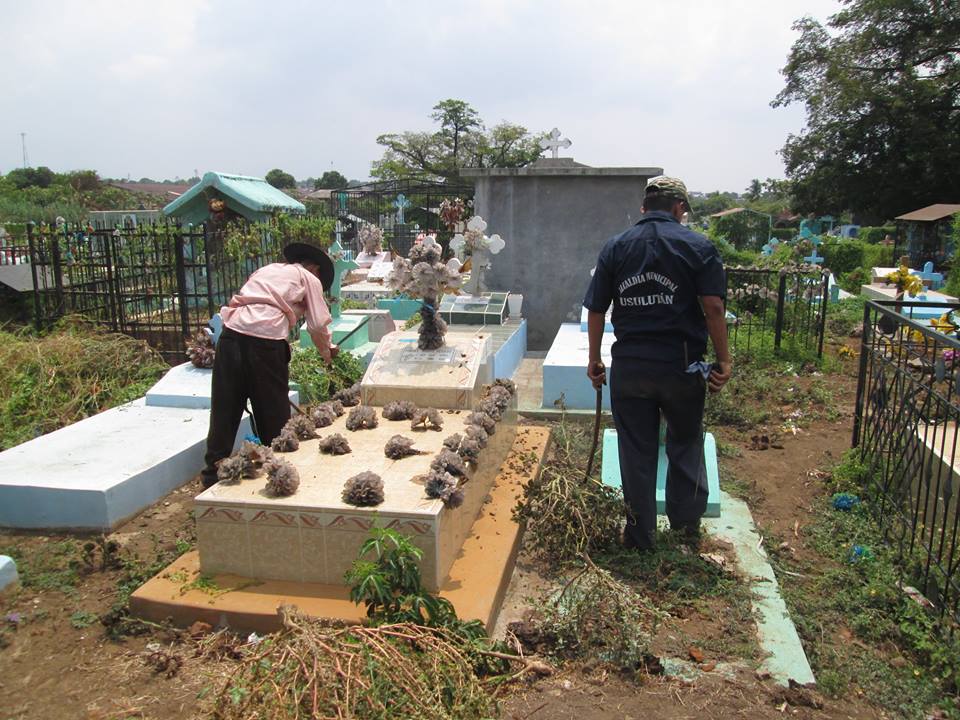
top-left (463, 160), bottom-right (662, 350)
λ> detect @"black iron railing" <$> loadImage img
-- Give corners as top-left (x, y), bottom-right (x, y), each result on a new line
top-left (329, 178), bottom-right (473, 259)
top-left (26, 222), bottom-right (283, 362)
top-left (725, 267), bottom-right (829, 359)
top-left (853, 299), bottom-right (960, 626)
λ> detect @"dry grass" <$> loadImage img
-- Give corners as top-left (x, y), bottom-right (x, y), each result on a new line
top-left (0, 317), bottom-right (168, 449)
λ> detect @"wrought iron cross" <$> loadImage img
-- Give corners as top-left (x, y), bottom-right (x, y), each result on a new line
top-left (540, 128), bottom-right (572, 159)
top-left (394, 194), bottom-right (412, 224)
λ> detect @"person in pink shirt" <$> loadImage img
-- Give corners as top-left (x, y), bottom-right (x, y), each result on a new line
top-left (201, 242), bottom-right (337, 488)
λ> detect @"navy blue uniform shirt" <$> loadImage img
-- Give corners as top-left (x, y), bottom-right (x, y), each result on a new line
top-left (583, 210), bottom-right (726, 363)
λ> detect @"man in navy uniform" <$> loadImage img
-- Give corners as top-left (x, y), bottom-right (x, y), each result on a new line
top-left (583, 176), bottom-right (731, 550)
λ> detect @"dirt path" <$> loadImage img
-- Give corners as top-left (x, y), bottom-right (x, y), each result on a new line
top-left (0, 361), bottom-right (900, 719)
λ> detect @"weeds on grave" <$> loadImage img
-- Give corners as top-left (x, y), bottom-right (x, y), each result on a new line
top-left (533, 555), bottom-right (663, 671)
top-left (213, 528), bottom-right (548, 720)
top-left (345, 526), bottom-right (487, 640)
top-left (0, 539), bottom-right (85, 593)
top-left (403, 310), bottom-right (422, 330)
top-left (0, 317), bottom-right (168, 450)
top-left (289, 347), bottom-right (364, 403)
top-left (101, 536), bottom-right (195, 639)
top-left (513, 415), bottom-right (622, 569)
top-left (774, 486), bottom-right (960, 717)
top-left (212, 610), bottom-right (505, 720)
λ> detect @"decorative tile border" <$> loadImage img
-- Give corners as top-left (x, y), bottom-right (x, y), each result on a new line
top-left (386, 518), bottom-right (433, 536)
top-left (196, 507), bottom-right (247, 523)
top-left (327, 515), bottom-right (376, 532)
top-left (250, 510), bottom-right (297, 526)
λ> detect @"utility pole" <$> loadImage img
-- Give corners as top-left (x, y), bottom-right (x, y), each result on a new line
top-left (20, 132), bottom-right (28, 168)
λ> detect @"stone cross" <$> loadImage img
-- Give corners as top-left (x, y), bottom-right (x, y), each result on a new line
top-left (327, 239), bottom-right (359, 320)
top-left (540, 128), bottom-right (572, 160)
top-left (804, 247), bottom-right (825, 265)
top-left (394, 194), bottom-right (412, 224)
top-left (464, 247), bottom-right (489, 297)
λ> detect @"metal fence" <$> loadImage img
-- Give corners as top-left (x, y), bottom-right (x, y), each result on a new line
top-left (725, 267), bottom-right (829, 358)
top-left (330, 177), bottom-right (473, 258)
top-left (26, 222), bottom-right (283, 361)
top-left (853, 299), bottom-right (960, 626)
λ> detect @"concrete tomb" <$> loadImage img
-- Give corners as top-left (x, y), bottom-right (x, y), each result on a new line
top-left (194, 406), bottom-right (516, 591)
top-left (463, 142), bottom-right (661, 350)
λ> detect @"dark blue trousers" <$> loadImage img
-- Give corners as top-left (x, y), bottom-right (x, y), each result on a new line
top-left (610, 357), bottom-right (708, 549)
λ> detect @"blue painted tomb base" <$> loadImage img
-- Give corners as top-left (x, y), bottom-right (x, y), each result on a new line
top-left (543, 323), bottom-right (612, 410)
top-left (600, 428), bottom-right (722, 518)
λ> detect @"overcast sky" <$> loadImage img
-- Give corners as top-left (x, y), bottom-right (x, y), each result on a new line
top-left (0, 0), bottom-right (841, 192)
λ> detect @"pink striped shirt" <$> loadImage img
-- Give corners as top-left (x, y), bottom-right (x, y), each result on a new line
top-left (221, 263), bottom-right (332, 352)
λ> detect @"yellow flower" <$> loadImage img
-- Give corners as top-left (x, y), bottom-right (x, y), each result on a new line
top-left (885, 265), bottom-right (924, 297)
top-left (930, 313), bottom-right (957, 334)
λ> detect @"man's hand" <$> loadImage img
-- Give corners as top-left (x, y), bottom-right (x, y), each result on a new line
top-left (708, 361), bottom-right (732, 393)
top-left (586, 360), bottom-right (606, 390)
top-left (318, 344), bottom-right (339, 364)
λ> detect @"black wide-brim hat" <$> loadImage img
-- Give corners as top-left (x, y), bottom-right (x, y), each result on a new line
top-left (283, 243), bottom-right (335, 291)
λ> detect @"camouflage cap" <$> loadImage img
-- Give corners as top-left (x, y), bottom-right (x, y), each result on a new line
top-left (645, 175), bottom-right (690, 209)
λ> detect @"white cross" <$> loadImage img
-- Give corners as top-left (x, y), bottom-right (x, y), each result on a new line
top-left (540, 128), bottom-right (572, 159)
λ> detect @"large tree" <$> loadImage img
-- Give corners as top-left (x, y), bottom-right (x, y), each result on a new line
top-left (265, 168), bottom-right (296, 189)
top-left (371, 99), bottom-right (544, 180)
top-left (314, 170), bottom-right (348, 190)
top-left (773, 0), bottom-right (960, 222)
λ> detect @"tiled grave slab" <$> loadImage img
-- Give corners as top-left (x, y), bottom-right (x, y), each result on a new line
top-left (301, 315), bottom-right (370, 351)
top-left (355, 250), bottom-right (390, 269)
top-left (341, 281), bottom-right (395, 304)
top-left (361, 331), bottom-right (492, 409)
top-left (0, 399), bottom-right (253, 530)
top-left (600, 428), bottom-right (721, 517)
top-left (445, 319), bottom-right (527, 384)
top-left (439, 292), bottom-right (509, 326)
top-left (195, 408), bottom-right (516, 590)
top-left (132, 426), bottom-right (551, 633)
top-left (542, 322), bottom-right (612, 410)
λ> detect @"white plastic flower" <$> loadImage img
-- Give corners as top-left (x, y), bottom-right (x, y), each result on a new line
top-left (466, 216), bottom-right (487, 233)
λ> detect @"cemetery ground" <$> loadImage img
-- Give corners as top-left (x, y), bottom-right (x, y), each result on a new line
top-left (1, 313), bottom-right (958, 718)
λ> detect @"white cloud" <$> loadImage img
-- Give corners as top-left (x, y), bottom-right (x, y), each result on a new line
top-left (0, 0), bottom-right (840, 189)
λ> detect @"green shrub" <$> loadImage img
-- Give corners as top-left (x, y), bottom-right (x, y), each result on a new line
top-left (857, 225), bottom-right (896, 245)
top-left (862, 244), bottom-right (894, 270)
top-left (710, 234), bottom-right (757, 267)
top-left (771, 227), bottom-right (797, 242)
top-left (839, 267), bottom-right (870, 294)
top-left (821, 239), bottom-right (865, 275)
top-left (288, 346), bottom-right (364, 403)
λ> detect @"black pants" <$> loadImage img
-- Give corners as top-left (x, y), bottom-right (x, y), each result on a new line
top-left (201, 327), bottom-right (291, 487)
top-left (610, 357), bottom-right (707, 549)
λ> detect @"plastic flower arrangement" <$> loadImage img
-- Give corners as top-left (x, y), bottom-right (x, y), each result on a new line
top-left (929, 312), bottom-right (958, 335)
top-left (358, 224), bottom-right (384, 255)
top-left (387, 235), bottom-right (462, 350)
top-left (884, 263), bottom-right (924, 297)
top-left (449, 216), bottom-right (505, 257)
top-left (439, 197), bottom-right (467, 230)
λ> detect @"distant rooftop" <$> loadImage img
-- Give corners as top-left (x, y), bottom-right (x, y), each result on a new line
top-left (163, 172), bottom-right (305, 218)
top-left (109, 181), bottom-right (194, 198)
top-left (895, 204), bottom-right (960, 222)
